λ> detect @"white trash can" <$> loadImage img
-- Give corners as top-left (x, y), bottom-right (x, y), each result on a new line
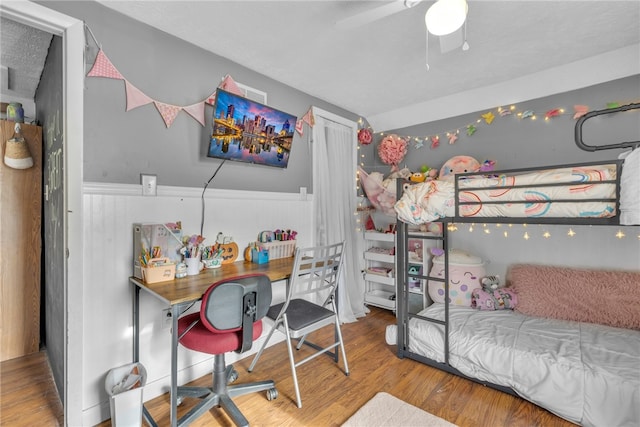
top-left (105, 362), bottom-right (147, 427)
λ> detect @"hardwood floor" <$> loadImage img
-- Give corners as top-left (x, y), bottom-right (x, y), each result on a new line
top-left (0, 350), bottom-right (63, 426)
top-left (106, 307), bottom-right (573, 427)
top-left (2, 308), bottom-right (575, 427)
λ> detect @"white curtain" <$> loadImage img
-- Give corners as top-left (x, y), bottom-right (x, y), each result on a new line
top-left (312, 108), bottom-right (366, 323)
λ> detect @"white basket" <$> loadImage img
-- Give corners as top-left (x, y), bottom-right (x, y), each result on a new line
top-left (258, 240), bottom-right (296, 260)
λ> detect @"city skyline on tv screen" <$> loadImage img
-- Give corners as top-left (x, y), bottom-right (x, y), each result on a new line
top-left (208, 89), bottom-right (297, 168)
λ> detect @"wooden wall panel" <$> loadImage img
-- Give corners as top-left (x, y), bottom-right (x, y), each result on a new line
top-left (0, 120), bottom-right (42, 362)
top-left (80, 183), bottom-right (312, 424)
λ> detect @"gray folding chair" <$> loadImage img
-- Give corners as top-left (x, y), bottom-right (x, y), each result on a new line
top-left (248, 241), bottom-right (350, 408)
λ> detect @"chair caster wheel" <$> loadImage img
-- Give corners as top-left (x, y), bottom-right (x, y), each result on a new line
top-left (228, 369), bottom-right (239, 383)
top-left (266, 388), bottom-right (278, 401)
top-left (176, 397), bottom-right (184, 406)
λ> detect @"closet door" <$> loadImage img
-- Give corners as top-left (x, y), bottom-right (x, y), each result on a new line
top-left (0, 120), bottom-right (42, 361)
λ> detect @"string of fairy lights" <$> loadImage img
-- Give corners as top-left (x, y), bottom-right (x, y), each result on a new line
top-left (353, 101), bottom-right (640, 239)
top-left (357, 100), bottom-right (639, 151)
top-left (445, 222), bottom-right (638, 241)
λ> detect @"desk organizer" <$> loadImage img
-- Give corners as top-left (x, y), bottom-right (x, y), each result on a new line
top-left (257, 240), bottom-right (296, 260)
top-left (251, 249), bottom-right (269, 264)
top-left (141, 258), bottom-right (176, 283)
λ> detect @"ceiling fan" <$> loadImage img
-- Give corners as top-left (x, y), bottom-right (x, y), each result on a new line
top-left (336, 0), bottom-right (469, 65)
top-left (334, 0), bottom-right (424, 29)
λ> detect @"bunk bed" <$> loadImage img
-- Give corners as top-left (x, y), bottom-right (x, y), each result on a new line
top-left (390, 103), bottom-right (640, 427)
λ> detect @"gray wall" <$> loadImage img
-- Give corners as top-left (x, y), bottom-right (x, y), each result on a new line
top-left (40, 1), bottom-right (359, 193)
top-left (361, 75), bottom-right (640, 173)
top-left (35, 34), bottom-right (65, 402)
top-left (360, 75), bottom-right (640, 280)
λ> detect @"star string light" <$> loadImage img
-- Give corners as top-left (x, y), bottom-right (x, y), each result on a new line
top-left (358, 99), bottom-right (639, 151)
top-left (447, 131), bottom-right (459, 144)
top-left (482, 111), bottom-right (495, 124)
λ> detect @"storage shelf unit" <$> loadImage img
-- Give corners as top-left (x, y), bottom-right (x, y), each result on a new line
top-left (404, 230), bottom-right (442, 312)
top-left (363, 231), bottom-right (396, 311)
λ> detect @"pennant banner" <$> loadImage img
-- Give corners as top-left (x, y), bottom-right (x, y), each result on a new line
top-left (87, 49), bottom-right (124, 80)
top-left (125, 81), bottom-right (153, 111)
top-left (87, 47), bottom-right (215, 128)
top-left (183, 102), bottom-right (205, 126)
top-left (302, 108), bottom-right (315, 127)
top-left (154, 102), bottom-right (182, 128)
top-left (218, 74), bottom-right (244, 96)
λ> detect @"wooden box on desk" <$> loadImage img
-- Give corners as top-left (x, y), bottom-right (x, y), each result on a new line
top-left (141, 259), bottom-right (176, 284)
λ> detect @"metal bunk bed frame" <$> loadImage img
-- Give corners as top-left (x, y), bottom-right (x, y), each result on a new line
top-left (394, 102), bottom-right (640, 395)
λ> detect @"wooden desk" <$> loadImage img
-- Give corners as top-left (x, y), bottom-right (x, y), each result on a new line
top-left (130, 257), bottom-right (294, 427)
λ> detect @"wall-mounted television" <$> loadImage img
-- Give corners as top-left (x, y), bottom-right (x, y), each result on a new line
top-left (208, 89), bottom-right (297, 169)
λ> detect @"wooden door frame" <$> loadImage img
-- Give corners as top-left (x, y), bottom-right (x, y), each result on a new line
top-left (0, 2), bottom-right (84, 425)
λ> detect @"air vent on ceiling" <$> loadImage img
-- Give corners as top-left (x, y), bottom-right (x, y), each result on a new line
top-left (236, 82), bottom-right (267, 105)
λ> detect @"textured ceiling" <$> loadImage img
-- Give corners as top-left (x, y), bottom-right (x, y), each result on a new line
top-left (94, 0), bottom-right (640, 130)
top-left (0, 17), bottom-right (52, 101)
top-left (2, 1), bottom-right (639, 131)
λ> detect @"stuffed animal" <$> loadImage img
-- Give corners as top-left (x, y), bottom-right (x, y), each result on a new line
top-left (438, 155), bottom-right (481, 182)
top-left (479, 159), bottom-right (496, 172)
top-left (409, 172), bottom-right (426, 182)
top-left (410, 165), bottom-right (438, 183)
top-left (381, 167), bottom-right (412, 193)
top-left (473, 274), bottom-right (517, 310)
top-left (481, 275), bottom-right (501, 291)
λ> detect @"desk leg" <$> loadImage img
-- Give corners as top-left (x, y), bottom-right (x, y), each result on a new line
top-left (170, 304), bottom-right (180, 427)
top-left (133, 286), bottom-right (140, 362)
top-left (132, 284), bottom-right (159, 427)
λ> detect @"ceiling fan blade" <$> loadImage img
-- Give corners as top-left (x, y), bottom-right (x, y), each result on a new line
top-left (335, 1), bottom-right (410, 29)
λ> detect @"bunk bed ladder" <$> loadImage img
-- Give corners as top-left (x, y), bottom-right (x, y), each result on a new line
top-left (395, 185), bottom-right (451, 366)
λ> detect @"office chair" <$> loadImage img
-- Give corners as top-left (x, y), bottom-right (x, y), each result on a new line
top-left (176, 273), bottom-right (277, 426)
top-left (248, 241), bottom-right (349, 408)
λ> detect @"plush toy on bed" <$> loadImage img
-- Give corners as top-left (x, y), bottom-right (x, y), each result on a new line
top-left (358, 167), bottom-right (411, 216)
top-left (410, 165), bottom-right (439, 183)
top-left (438, 155), bottom-right (481, 182)
top-left (471, 274), bottom-right (518, 310)
top-left (481, 275), bottom-right (501, 291)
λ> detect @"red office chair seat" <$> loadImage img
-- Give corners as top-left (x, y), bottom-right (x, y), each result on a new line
top-left (175, 273), bottom-right (277, 427)
top-left (177, 313), bottom-right (263, 355)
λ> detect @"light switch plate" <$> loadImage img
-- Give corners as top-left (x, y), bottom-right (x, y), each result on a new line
top-left (141, 174), bottom-right (157, 196)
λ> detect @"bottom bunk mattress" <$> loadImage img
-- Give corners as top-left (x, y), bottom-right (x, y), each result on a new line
top-left (398, 304), bottom-right (640, 427)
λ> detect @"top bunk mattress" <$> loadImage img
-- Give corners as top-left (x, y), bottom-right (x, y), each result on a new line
top-left (395, 161), bottom-right (624, 225)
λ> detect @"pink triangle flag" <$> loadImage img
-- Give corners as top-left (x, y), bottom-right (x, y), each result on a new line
top-left (154, 101), bottom-right (182, 128)
top-left (183, 102), bottom-right (206, 126)
top-left (125, 80), bottom-right (154, 111)
top-left (87, 49), bottom-right (124, 80)
top-left (205, 91), bottom-right (217, 106)
top-left (302, 108), bottom-right (315, 127)
top-left (295, 119), bottom-right (304, 136)
top-left (218, 74), bottom-right (243, 95)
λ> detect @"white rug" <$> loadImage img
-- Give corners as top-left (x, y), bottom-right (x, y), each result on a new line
top-left (342, 392), bottom-right (457, 427)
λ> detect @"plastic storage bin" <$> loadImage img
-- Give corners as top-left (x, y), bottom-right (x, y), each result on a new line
top-left (258, 240), bottom-right (296, 260)
top-left (105, 362), bottom-right (147, 427)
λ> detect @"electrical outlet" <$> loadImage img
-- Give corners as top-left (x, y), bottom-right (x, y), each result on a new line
top-left (141, 174), bottom-right (157, 196)
top-left (161, 308), bottom-right (172, 329)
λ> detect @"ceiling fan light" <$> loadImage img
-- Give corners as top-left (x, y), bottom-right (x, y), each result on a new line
top-left (404, 0), bottom-right (422, 8)
top-left (425, 0), bottom-right (468, 36)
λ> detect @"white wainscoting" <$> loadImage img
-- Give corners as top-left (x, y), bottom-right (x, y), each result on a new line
top-left (81, 182), bottom-right (313, 425)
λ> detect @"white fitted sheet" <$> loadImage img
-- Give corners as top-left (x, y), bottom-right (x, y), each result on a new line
top-left (403, 304), bottom-right (640, 427)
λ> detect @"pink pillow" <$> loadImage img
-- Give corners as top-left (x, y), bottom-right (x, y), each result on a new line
top-left (508, 264), bottom-right (640, 330)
